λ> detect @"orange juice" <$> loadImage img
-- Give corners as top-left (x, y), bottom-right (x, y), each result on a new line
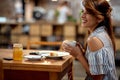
top-left (13, 44), bottom-right (23, 61)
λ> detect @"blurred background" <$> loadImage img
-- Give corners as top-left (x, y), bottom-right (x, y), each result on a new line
top-left (0, 0), bottom-right (120, 79)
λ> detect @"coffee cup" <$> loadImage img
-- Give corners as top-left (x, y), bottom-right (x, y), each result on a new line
top-left (63, 40), bottom-right (76, 47)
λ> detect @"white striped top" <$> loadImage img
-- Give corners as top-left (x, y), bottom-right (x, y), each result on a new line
top-left (85, 26), bottom-right (118, 80)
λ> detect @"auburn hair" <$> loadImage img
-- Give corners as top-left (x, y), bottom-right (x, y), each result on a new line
top-left (82, 0), bottom-right (116, 55)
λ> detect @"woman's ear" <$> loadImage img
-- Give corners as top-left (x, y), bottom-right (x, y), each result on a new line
top-left (97, 15), bottom-right (104, 23)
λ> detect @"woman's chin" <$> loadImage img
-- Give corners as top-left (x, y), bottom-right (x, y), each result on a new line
top-left (81, 24), bottom-right (87, 28)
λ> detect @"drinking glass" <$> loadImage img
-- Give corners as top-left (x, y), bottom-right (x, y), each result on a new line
top-left (13, 43), bottom-right (23, 61)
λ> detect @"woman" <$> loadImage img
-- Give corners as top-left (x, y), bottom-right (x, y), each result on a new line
top-left (62, 0), bottom-right (118, 80)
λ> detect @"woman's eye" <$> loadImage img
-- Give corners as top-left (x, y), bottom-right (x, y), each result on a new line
top-left (80, 9), bottom-right (90, 15)
top-left (81, 10), bottom-right (84, 13)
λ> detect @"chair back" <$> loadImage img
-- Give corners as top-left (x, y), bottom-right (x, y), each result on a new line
top-left (27, 41), bottom-right (62, 50)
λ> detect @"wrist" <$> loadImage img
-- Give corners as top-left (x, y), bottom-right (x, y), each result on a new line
top-left (76, 53), bottom-right (83, 60)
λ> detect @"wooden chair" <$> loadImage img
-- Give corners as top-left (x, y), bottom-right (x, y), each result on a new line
top-left (0, 59), bottom-right (4, 80)
top-left (27, 41), bottom-right (62, 50)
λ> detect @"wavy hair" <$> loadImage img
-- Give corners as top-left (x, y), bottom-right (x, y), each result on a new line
top-left (82, 0), bottom-right (116, 55)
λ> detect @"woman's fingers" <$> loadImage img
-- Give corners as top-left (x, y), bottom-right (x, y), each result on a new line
top-left (62, 43), bottom-right (83, 57)
top-left (62, 43), bottom-right (73, 53)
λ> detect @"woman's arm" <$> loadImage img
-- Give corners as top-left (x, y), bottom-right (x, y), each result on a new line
top-left (76, 53), bottom-right (90, 75)
top-left (62, 39), bottom-right (104, 80)
top-left (75, 42), bottom-right (90, 75)
top-left (62, 42), bottom-right (91, 75)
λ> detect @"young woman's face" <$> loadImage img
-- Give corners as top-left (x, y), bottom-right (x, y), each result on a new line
top-left (81, 9), bottom-right (99, 31)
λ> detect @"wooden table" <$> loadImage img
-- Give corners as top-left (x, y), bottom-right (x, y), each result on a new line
top-left (0, 49), bottom-right (73, 80)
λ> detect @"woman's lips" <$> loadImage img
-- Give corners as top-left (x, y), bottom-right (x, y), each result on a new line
top-left (82, 19), bottom-right (87, 23)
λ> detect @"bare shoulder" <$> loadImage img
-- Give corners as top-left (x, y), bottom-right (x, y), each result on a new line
top-left (87, 37), bottom-right (104, 52)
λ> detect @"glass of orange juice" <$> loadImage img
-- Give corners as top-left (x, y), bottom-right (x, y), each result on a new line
top-left (13, 43), bottom-right (23, 61)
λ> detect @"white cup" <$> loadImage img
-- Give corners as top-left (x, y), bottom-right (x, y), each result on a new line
top-left (63, 40), bottom-right (76, 47)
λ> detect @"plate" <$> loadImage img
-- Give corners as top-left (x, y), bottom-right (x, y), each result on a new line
top-left (39, 50), bottom-right (69, 58)
top-left (24, 55), bottom-right (43, 61)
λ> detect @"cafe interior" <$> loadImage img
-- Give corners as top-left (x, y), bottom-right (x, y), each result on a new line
top-left (0, 0), bottom-right (120, 80)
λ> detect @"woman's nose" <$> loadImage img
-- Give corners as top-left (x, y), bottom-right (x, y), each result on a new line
top-left (81, 13), bottom-right (85, 18)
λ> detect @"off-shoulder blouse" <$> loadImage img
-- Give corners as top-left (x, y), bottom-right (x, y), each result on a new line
top-left (85, 26), bottom-right (118, 80)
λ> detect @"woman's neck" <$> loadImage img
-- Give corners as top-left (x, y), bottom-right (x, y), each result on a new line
top-left (88, 23), bottom-right (99, 33)
top-left (88, 26), bottom-right (96, 33)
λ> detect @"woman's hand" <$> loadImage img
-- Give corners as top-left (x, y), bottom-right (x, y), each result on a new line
top-left (62, 42), bottom-right (91, 76)
top-left (62, 42), bottom-right (84, 58)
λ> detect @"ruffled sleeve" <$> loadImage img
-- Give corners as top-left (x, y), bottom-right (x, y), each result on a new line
top-left (87, 48), bottom-right (111, 75)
